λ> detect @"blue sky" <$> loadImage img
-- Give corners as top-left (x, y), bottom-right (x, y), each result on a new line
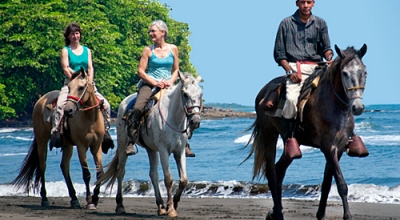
top-left (159, 0), bottom-right (400, 106)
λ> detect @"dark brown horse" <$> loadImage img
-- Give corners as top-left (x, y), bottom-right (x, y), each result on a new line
top-left (244, 44), bottom-right (367, 220)
top-left (12, 68), bottom-right (105, 210)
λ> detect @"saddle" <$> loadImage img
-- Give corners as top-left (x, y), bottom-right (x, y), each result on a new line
top-left (46, 97), bottom-right (108, 148)
top-left (259, 66), bottom-right (325, 122)
top-left (123, 88), bottom-right (166, 145)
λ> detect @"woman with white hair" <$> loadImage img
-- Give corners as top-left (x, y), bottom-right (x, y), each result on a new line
top-left (125, 20), bottom-right (181, 156)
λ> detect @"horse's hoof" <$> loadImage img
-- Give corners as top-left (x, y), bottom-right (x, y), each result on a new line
top-left (41, 200), bottom-right (50, 207)
top-left (266, 211), bottom-right (275, 220)
top-left (70, 200), bottom-right (81, 209)
top-left (115, 205), bottom-right (126, 214)
top-left (87, 204), bottom-right (96, 210)
top-left (158, 208), bottom-right (168, 216)
top-left (168, 209), bottom-right (178, 218)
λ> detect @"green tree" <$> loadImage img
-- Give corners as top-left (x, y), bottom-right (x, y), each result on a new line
top-left (0, 0), bottom-right (196, 120)
top-left (0, 83), bottom-right (16, 120)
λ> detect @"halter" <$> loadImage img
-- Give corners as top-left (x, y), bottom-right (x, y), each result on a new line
top-left (158, 86), bottom-right (202, 134)
top-left (67, 81), bottom-right (100, 111)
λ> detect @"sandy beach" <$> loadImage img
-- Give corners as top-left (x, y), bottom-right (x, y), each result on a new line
top-left (0, 196), bottom-right (398, 220)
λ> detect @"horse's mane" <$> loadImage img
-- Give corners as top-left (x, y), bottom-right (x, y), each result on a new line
top-left (322, 46), bottom-right (359, 82)
top-left (180, 72), bottom-right (199, 84)
top-left (299, 46), bottom-right (360, 100)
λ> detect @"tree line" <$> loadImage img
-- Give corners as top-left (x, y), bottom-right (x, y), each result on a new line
top-left (0, 0), bottom-right (196, 120)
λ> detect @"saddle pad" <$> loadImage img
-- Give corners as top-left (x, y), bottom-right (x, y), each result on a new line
top-left (126, 97), bottom-right (155, 112)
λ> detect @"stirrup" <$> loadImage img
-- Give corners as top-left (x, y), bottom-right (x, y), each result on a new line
top-left (102, 130), bottom-right (114, 154)
top-left (126, 142), bottom-right (137, 156)
top-left (346, 135), bottom-right (369, 157)
top-left (185, 144), bottom-right (196, 157)
top-left (49, 131), bottom-right (62, 150)
top-left (284, 138), bottom-right (302, 160)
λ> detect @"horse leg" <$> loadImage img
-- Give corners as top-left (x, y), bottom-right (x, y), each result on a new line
top-left (321, 145), bottom-right (352, 220)
top-left (172, 150), bottom-right (188, 210)
top-left (274, 150), bottom-right (293, 205)
top-left (146, 149), bottom-right (167, 215)
top-left (77, 145), bottom-right (96, 210)
top-left (316, 162), bottom-right (333, 220)
top-left (159, 150), bottom-right (177, 218)
top-left (36, 136), bottom-right (50, 207)
top-left (90, 145), bottom-right (104, 208)
top-left (265, 155), bottom-right (286, 220)
top-left (258, 125), bottom-right (284, 220)
top-left (275, 137), bottom-right (295, 186)
top-left (60, 145), bottom-right (80, 208)
top-left (115, 168), bottom-right (126, 214)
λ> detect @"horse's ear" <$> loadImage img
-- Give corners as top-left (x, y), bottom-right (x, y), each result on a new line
top-left (178, 71), bottom-right (186, 83)
top-left (358, 44), bottom-right (367, 59)
top-left (335, 44), bottom-right (344, 59)
top-left (80, 66), bottom-right (89, 77)
top-left (71, 69), bottom-right (81, 80)
top-left (196, 74), bottom-right (202, 82)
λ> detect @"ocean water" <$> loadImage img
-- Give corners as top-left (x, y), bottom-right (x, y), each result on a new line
top-left (0, 104), bottom-right (399, 204)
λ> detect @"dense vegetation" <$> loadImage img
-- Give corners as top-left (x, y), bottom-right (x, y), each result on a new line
top-left (0, 0), bottom-right (196, 120)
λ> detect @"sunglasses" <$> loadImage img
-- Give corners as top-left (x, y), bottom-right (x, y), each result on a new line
top-left (148, 29), bottom-right (159, 34)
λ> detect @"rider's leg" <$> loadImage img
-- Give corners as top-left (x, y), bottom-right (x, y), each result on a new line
top-left (50, 80), bottom-right (69, 150)
top-left (94, 88), bottom-right (114, 154)
top-left (126, 84), bottom-right (152, 156)
top-left (185, 128), bottom-right (196, 157)
top-left (281, 63), bottom-right (315, 159)
top-left (346, 132), bottom-right (369, 157)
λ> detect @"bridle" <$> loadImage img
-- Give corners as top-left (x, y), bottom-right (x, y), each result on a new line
top-left (67, 81), bottom-right (100, 111)
top-left (330, 58), bottom-right (365, 106)
top-left (157, 87), bottom-right (202, 134)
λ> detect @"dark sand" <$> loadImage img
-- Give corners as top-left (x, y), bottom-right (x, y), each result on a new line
top-left (0, 196), bottom-right (398, 219)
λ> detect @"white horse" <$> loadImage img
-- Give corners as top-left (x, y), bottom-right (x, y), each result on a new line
top-left (96, 71), bottom-right (203, 217)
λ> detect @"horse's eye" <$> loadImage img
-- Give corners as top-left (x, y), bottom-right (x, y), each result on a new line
top-left (183, 93), bottom-right (188, 99)
top-left (79, 86), bottom-right (85, 92)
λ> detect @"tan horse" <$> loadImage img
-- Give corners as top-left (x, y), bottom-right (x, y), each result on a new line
top-left (12, 68), bottom-right (105, 210)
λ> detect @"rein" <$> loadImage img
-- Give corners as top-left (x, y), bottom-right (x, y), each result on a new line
top-left (157, 87), bottom-right (202, 134)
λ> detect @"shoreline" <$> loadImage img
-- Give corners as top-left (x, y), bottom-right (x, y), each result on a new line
top-left (0, 106), bottom-right (256, 128)
top-left (0, 196), bottom-right (398, 220)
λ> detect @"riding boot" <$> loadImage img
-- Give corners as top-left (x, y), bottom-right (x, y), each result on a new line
top-left (346, 133), bottom-right (369, 157)
top-left (50, 131), bottom-right (62, 150)
top-left (126, 109), bottom-right (142, 156)
top-left (49, 110), bottom-right (63, 150)
top-left (185, 143), bottom-right (196, 157)
top-left (283, 118), bottom-right (302, 160)
top-left (102, 116), bottom-right (114, 154)
top-left (185, 128), bottom-right (196, 157)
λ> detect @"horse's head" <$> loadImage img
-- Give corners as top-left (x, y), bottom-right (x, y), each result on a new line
top-left (64, 67), bottom-right (95, 117)
top-left (178, 71), bottom-right (203, 131)
top-left (334, 44), bottom-right (368, 115)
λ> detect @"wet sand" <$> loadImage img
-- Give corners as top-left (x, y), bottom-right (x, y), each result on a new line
top-left (0, 196), bottom-right (398, 219)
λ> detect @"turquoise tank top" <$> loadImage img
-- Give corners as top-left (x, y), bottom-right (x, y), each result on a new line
top-left (65, 46), bottom-right (89, 72)
top-left (147, 44), bottom-right (174, 80)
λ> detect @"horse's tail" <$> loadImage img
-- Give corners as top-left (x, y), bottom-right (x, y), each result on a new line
top-left (96, 148), bottom-right (125, 190)
top-left (11, 137), bottom-right (42, 193)
top-left (241, 117), bottom-right (269, 180)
